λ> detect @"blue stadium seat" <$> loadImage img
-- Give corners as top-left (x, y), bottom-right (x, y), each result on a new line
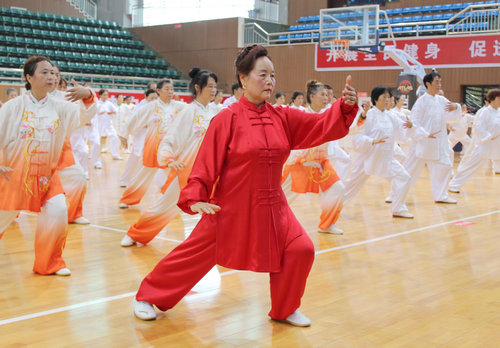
top-left (431, 5), bottom-right (443, 12)
top-left (432, 14), bottom-right (444, 20)
top-left (392, 8), bottom-right (403, 16)
top-left (422, 15), bottom-right (433, 21)
top-left (422, 6), bottom-right (433, 13)
top-left (443, 13), bottom-right (454, 20)
top-left (452, 3), bottom-right (464, 10)
top-left (412, 15), bottom-right (422, 22)
top-left (442, 4), bottom-right (453, 12)
top-left (385, 9), bottom-right (393, 15)
top-left (464, 2), bottom-right (474, 8)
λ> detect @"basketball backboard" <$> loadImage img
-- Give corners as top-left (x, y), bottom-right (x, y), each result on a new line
top-left (319, 5), bottom-right (380, 54)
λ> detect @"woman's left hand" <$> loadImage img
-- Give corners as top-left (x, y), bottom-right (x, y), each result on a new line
top-left (66, 79), bottom-right (92, 102)
top-left (342, 75), bottom-right (357, 105)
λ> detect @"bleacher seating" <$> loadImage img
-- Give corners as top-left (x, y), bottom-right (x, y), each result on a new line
top-left (0, 7), bottom-right (186, 89)
top-left (283, 0), bottom-right (499, 43)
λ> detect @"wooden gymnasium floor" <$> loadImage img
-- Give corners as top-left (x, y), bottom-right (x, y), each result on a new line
top-left (1, 152), bottom-right (500, 348)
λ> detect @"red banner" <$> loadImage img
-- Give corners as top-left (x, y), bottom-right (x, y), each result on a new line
top-left (315, 33), bottom-right (500, 71)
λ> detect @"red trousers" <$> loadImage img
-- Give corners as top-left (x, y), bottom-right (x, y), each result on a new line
top-left (136, 221), bottom-right (315, 320)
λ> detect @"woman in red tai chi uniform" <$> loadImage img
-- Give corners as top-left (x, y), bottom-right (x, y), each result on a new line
top-left (133, 45), bottom-right (358, 327)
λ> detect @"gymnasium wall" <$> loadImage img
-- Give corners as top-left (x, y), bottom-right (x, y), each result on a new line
top-left (131, 18), bottom-right (499, 103)
top-left (0, 0), bottom-right (85, 18)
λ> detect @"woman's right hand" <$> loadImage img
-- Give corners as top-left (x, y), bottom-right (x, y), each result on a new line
top-left (190, 202), bottom-right (221, 215)
top-left (0, 165), bottom-right (13, 181)
top-left (168, 161), bottom-right (185, 170)
top-left (372, 136), bottom-right (389, 145)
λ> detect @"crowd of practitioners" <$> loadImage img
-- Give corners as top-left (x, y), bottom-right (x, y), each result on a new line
top-left (0, 47), bottom-right (499, 328)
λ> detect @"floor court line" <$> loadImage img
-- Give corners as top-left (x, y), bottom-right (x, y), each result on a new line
top-left (3, 209), bottom-right (498, 327)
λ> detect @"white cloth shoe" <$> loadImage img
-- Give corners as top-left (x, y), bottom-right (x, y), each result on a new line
top-left (112, 156), bottom-right (123, 160)
top-left (448, 188), bottom-right (460, 193)
top-left (133, 298), bottom-right (156, 321)
top-left (385, 196), bottom-right (392, 203)
top-left (318, 225), bottom-right (344, 235)
top-left (94, 163), bottom-right (102, 169)
top-left (392, 211), bottom-right (414, 219)
top-left (283, 310), bottom-right (311, 327)
top-left (119, 183), bottom-right (127, 188)
top-left (121, 235), bottom-right (144, 247)
top-left (55, 267), bottom-right (71, 276)
top-left (435, 197), bottom-right (458, 204)
top-left (72, 217), bottom-right (91, 225)
top-left (118, 202), bottom-right (128, 209)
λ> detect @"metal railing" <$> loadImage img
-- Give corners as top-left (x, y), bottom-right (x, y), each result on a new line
top-left (0, 67), bottom-right (190, 92)
top-left (244, 3), bottom-right (500, 45)
top-left (66, 0), bottom-right (97, 20)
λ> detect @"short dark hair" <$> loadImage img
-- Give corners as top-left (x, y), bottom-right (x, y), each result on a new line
top-left (188, 67), bottom-right (218, 97)
top-left (275, 92), bottom-right (285, 99)
top-left (98, 89), bottom-right (108, 97)
top-left (486, 88), bottom-right (500, 102)
top-left (371, 86), bottom-right (390, 105)
top-left (423, 71), bottom-right (441, 89)
top-left (147, 81), bottom-right (157, 89)
top-left (394, 95), bottom-right (403, 102)
top-left (124, 95), bottom-right (132, 101)
top-left (235, 45), bottom-right (271, 88)
top-left (23, 56), bottom-right (52, 90)
top-left (157, 79), bottom-right (173, 90)
top-left (324, 84), bottom-right (333, 90)
top-left (291, 91), bottom-right (304, 102)
top-left (6, 88), bottom-right (17, 96)
top-left (145, 89), bottom-right (158, 98)
top-left (231, 82), bottom-right (240, 93)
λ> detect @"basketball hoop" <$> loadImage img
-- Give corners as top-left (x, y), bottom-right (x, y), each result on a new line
top-left (329, 39), bottom-right (350, 59)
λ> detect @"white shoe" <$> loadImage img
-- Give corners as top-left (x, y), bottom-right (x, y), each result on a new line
top-left (392, 211), bottom-right (414, 219)
top-left (94, 163), bottom-right (102, 169)
top-left (283, 310), bottom-right (311, 327)
top-left (133, 298), bottom-right (156, 321)
top-left (436, 197), bottom-right (457, 204)
top-left (318, 225), bottom-right (344, 235)
top-left (448, 187), bottom-right (460, 193)
top-left (112, 156), bottom-right (123, 160)
top-left (55, 267), bottom-right (71, 276)
top-left (121, 235), bottom-right (136, 247)
top-left (120, 183), bottom-right (127, 188)
top-left (385, 196), bottom-right (392, 203)
top-left (72, 217), bottom-right (91, 225)
top-left (118, 202), bottom-right (128, 209)
top-left (123, 149), bottom-right (131, 154)
top-left (101, 148), bottom-right (108, 153)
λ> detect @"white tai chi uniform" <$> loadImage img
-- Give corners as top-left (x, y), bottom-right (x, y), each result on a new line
top-left (396, 92), bottom-right (461, 201)
top-left (91, 99), bottom-right (120, 165)
top-left (448, 112), bottom-right (475, 158)
top-left (390, 106), bottom-right (411, 163)
top-left (448, 105), bottom-right (500, 191)
top-left (343, 107), bottom-right (411, 214)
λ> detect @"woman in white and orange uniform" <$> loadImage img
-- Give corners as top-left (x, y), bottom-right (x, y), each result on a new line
top-left (118, 80), bottom-right (185, 208)
top-left (119, 89), bottom-right (158, 188)
top-left (0, 56), bottom-right (95, 275)
top-left (281, 80), bottom-right (345, 235)
top-left (121, 68), bottom-right (219, 247)
top-left (51, 66), bottom-right (96, 224)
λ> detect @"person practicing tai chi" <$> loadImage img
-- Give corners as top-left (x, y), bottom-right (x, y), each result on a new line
top-left (118, 79), bottom-right (185, 209)
top-left (282, 80), bottom-right (346, 235)
top-left (343, 86), bottom-right (414, 218)
top-left (448, 89), bottom-right (500, 193)
top-left (0, 56), bottom-right (95, 275)
top-left (388, 71), bottom-right (461, 204)
top-left (132, 45), bottom-right (358, 327)
top-left (120, 68), bottom-right (219, 247)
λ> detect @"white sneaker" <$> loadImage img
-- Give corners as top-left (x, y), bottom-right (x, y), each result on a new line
top-left (112, 156), bottom-right (123, 160)
top-left (55, 267), bottom-right (71, 276)
top-left (118, 202), bottom-right (128, 209)
top-left (133, 298), bottom-right (156, 321)
top-left (72, 217), bottom-right (91, 225)
top-left (385, 196), bottom-right (392, 203)
top-left (283, 310), bottom-right (311, 327)
top-left (123, 149), bottom-right (131, 154)
top-left (318, 225), bottom-right (344, 235)
top-left (101, 148), bottom-right (108, 153)
top-left (448, 187), bottom-right (460, 193)
top-left (119, 183), bottom-right (127, 188)
top-left (392, 211), bottom-right (414, 219)
top-left (436, 197), bottom-right (457, 204)
top-left (94, 163), bottom-right (102, 169)
top-left (121, 235), bottom-right (137, 247)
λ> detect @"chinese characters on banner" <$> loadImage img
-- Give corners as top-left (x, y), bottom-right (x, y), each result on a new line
top-left (316, 34), bottom-right (500, 71)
